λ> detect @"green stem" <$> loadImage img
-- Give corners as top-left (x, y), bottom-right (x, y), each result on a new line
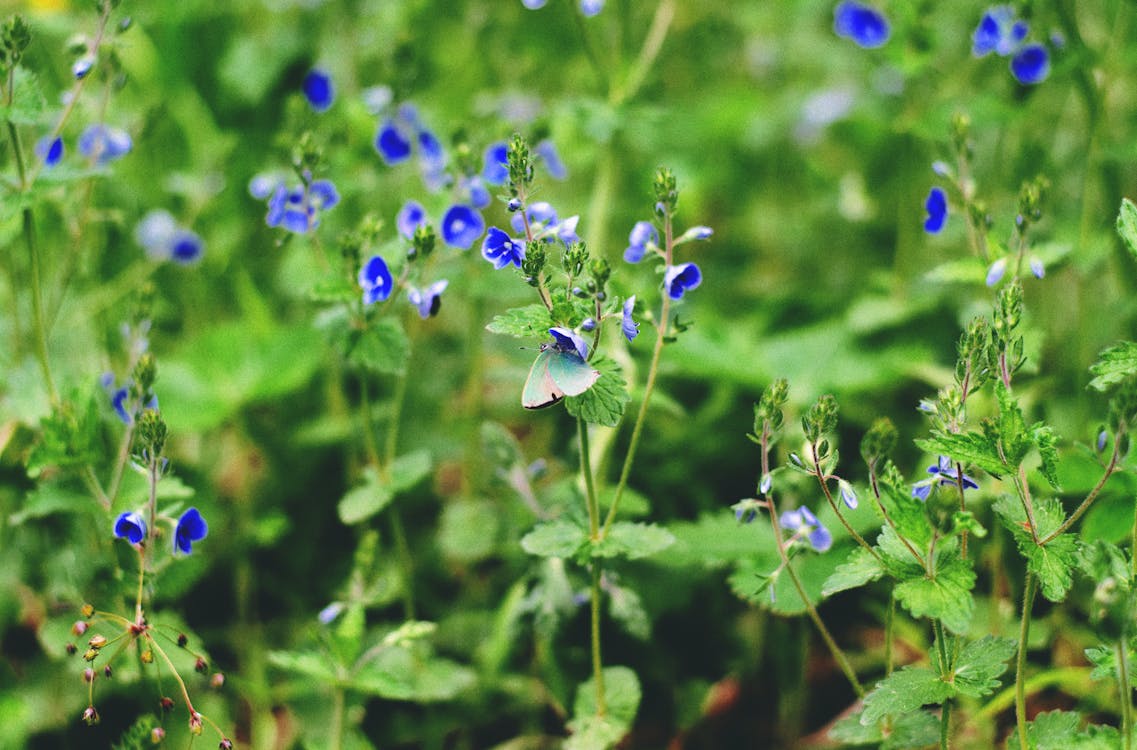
top-left (329, 684), bottom-right (346, 750)
top-left (885, 588), bottom-right (895, 676)
top-left (933, 619), bottom-right (951, 750)
top-left (579, 417), bottom-right (606, 716)
top-left (940, 697), bottom-right (951, 750)
top-left (1120, 634), bottom-right (1133, 750)
top-left (1015, 573), bottom-right (1038, 750)
top-left (1042, 438), bottom-right (1120, 543)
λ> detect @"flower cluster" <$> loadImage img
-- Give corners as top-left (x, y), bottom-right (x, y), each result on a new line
top-left (781, 506), bottom-right (832, 552)
top-left (250, 173), bottom-right (340, 234)
top-left (78, 124), bottom-right (132, 166)
top-left (623, 218), bottom-right (710, 300)
top-left (113, 507), bottom-right (208, 553)
top-left (134, 209), bottom-right (204, 265)
top-left (972, 5), bottom-right (1050, 85)
top-left (833, 1), bottom-right (890, 49)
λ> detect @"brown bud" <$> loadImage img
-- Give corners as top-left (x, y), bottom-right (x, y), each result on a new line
top-left (194, 657), bottom-right (208, 674)
top-left (103, 665), bottom-right (113, 678)
top-left (177, 633), bottom-right (188, 648)
top-left (159, 696), bottom-right (175, 712)
top-left (66, 643), bottom-right (77, 655)
top-left (210, 672), bottom-right (225, 689)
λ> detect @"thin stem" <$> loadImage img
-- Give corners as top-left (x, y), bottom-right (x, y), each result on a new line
top-left (329, 685), bottom-right (346, 750)
top-left (940, 698), bottom-right (951, 750)
top-left (813, 458), bottom-right (881, 563)
top-left (1118, 635), bottom-right (1133, 750)
top-left (1012, 465), bottom-right (1040, 545)
top-left (932, 619), bottom-right (952, 749)
top-left (1015, 573), bottom-right (1038, 750)
top-left (612, 0), bottom-right (676, 105)
top-left (579, 417), bottom-right (606, 715)
top-left (1042, 437), bottom-right (1121, 543)
top-left (580, 418), bottom-right (600, 538)
top-left (885, 588), bottom-right (895, 676)
top-left (82, 466), bottom-right (111, 511)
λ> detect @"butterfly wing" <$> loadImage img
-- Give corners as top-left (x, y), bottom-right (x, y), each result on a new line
top-left (522, 350), bottom-right (564, 409)
top-left (547, 350), bottom-right (601, 397)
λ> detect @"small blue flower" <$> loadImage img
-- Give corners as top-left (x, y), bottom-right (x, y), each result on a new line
top-left (114, 511), bottom-right (147, 545)
top-left (417, 128), bottom-right (445, 166)
top-left (760, 473), bottom-right (773, 495)
top-left (552, 215), bottom-right (581, 245)
top-left (309, 179), bottom-right (340, 211)
top-left (302, 68), bottom-right (335, 112)
top-left (780, 507), bottom-right (832, 552)
top-left (482, 227), bottom-right (526, 269)
top-left (622, 296), bottom-right (639, 342)
top-left (512, 201), bottom-right (558, 236)
top-left (624, 221), bottom-right (658, 263)
top-left (678, 225), bottom-right (714, 243)
top-left (833, 1), bottom-right (890, 49)
top-left (359, 255), bottom-right (394, 305)
top-left (112, 386), bottom-right (131, 424)
top-left (1030, 257), bottom-right (1045, 279)
top-left (264, 178), bottom-right (338, 234)
top-left (375, 119), bottom-right (413, 165)
top-left (36, 136), bottom-right (64, 168)
top-left (913, 456), bottom-right (979, 500)
top-left (78, 124), bottom-right (131, 165)
top-left (463, 175), bottom-right (492, 209)
top-left (407, 280), bottom-right (448, 319)
top-left (549, 327), bottom-right (589, 359)
top-left (664, 262), bottom-right (702, 300)
top-left (318, 602), bottom-right (345, 625)
top-left (482, 141), bottom-right (509, 185)
top-left (536, 139), bottom-right (567, 180)
top-left (986, 257), bottom-right (1007, 287)
top-left (838, 480), bottom-right (858, 510)
top-left (522, 0), bottom-right (547, 9)
top-left (924, 187), bottom-right (948, 233)
top-left (1011, 43), bottom-right (1050, 85)
top-left (581, 318), bottom-right (597, 332)
top-left (397, 201), bottom-right (427, 241)
top-left (169, 231), bottom-right (204, 265)
top-left (248, 173), bottom-right (280, 200)
top-left (580, 0), bottom-right (604, 17)
top-left (135, 210), bottom-right (203, 265)
top-left (972, 6), bottom-right (1028, 57)
top-left (441, 204), bottom-right (485, 250)
top-left (72, 55), bottom-right (95, 79)
top-left (173, 507), bottom-right (208, 555)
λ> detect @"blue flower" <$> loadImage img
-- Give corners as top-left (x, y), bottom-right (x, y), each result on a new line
top-left (924, 187), bottom-right (948, 233)
top-left (986, 257), bottom-right (1007, 287)
top-left (522, 0), bottom-right (547, 9)
top-left (549, 327), bottom-right (589, 359)
top-left (112, 386), bottom-right (132, 424)
top-left (462, 175), bottom-right (492, 209)
top-left (264, 178), bottom-right (339, 234)
top-left (417, 128), bottom-right (445, 166)
top-left (248, 173), bottom-right (280, 200)
top-left (624, 221), bottom-right (658, 263)
top-left (309, 179), bottom-right (340, 211)
top-left (833, 1), bottom-right (890, 49)
top-left (302, 68), bottom-right (335, 112)
top-left (972, 6), bottom-right (1028, 57)
top-left (552, 215), bottom-right (581, 245)
top-left (397, 200), bottom-right (427, 241)
top-left (664, 262), bottom-right (702, 300)
top-left (359, 255), bottom-right (394, 305)
top-left (169, 231), bottom-right (204, 264)
top-left (838, 480), bottom-right (858, 509)
top-left (536, 139), bottom-right (567, 180)
top-left (135, 210), bottom-right (203, 265)
top-left (36, 136), bottom-right (64, 168)
top-left (780, 506), bottom-right (832, 552)
top-left (72, 55), bottom-right (95, 79)
top-left (1011, 43), bottom-right (1050, 85)
top-left (78, 124), bottom-right (131, 165)
top-left (580, 0), bottom-right (604, 17)
top-left (511, 201), bottom-right (558, 236)
top-left (678, 225), bottom-right (714, 243)
top-left (317, 602), bottom-right (345, 625)
top-left (441, 204), bottom-right (485, 250)
top-left (482, 141), bottom-right (509, 185)
top-left (173, 507), bottom-right (208, 554)
top-left (482, 227), bottom-right (526, 269)
top-left (407, 280), bottom-right (448, 318)
top-left (622, 296), bottom-right (639, 342)
top-left (913, 456), bottom-right (979, 500)
top-left (114, 511), bottom-right (147, 545)
top-left (1030, 257), bottom-right (1045, 279)
top-left (375, 119), bottom-right (413, 165)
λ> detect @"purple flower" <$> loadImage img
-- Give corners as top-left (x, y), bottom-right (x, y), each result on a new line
top-left (397, 201), bottom-right (427, 241)
top-left (986, 257), bottom-right (1007, 287)
top-left (482, 141), bottom-right (509, 185)
top-left (780, 506), bottom-right (832, 552)
top-left (302, 68), bottom-right (335, 112)
top-left (536, 139), bottom-right (567, 180)
top-left (838, 480), bottom-right (858, 510)
top-left (580, 0), bottom-right (604, 17)
top-left (36, 136), bottom-right (64, 167)
top-left (359, 255), bottom-right (394, 305)
top-left (375, 119), bottom-right (413, 165)
top-left (1011, 43), bottom-right (1050, 85)
top-left (114, 512), bottom-right (147, 545)
top-left (622, 296), bottom-right (639, 342)
top-left (482, 227), bottom-right (526, 269)
top-left (1030, 257), bottom-right (1045, 279)
top-left (833, 1), bottom-right (890, 49)
top-left (924, 187), bottom-right (948, 233)
top-left (663, 262), bottom-right (702, 300)
top-left (972, 6), bottom-right (1028, 57)
top-left (624, 221), bottom-right (658, 263)
top-left (549, 327), bottom-right (589, 359)
top-left (265, 179), bottom-right (337, 234)
top-left (407, 280), bottom-right (448, 319)
top-left (72, 55), bottom-right (95, 79)
top-left (173, 507), bottom-right (208, 554)
top-left (78, 124), bottom-right (131, 165)
top-left (441, 204), bottom-right (485, 249)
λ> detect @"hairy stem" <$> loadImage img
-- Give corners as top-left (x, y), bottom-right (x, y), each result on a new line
top-left (1015, 573), bottom-right (1038, 750)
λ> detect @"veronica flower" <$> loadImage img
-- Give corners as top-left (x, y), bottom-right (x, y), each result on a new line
top-left (441, 204), bottom-right (485, 249)
top-left (522, 0), bottom-right (548, 9)
top-left (580, 0), bottom-right (604, 17)
top-left (72, 55), bottom-right (95, 79)
top-left (833, 1), bottom-right (890, 49)
top-left (248, 173), bottom-right (281, 200)
top-left (173, 508), bottom-right (208, 554)
top-left (552, 215), bottom-right (581, 245)
top-left (407, 280), bottom-right (448, 319)
top-left (359, 255), bottom-right (394, 304)
top-left (536, 139), bottom-right (567, 180)
top-left (114, 512), bottom-right (147, 545)
top-left (482, 227), bottom-right (526, 269)
top-left (622, 296), bottom-right (639, 342)
top-left (375, 119), bottom-right (413, 165)
top-left (1030, 257), bottom-right (1045, 279)
top-left (838, 479), bottom-right (858, 509)
top-left (482, 141), bottom-right (509, 185)
top-left (511, 201), bottom-right (558, 236)
top-left (912, 456), bottom-right (979, 500)
top-left (1011, 44), bottom-right (1050, 85)
top-left (986, 257), bottom-right (1007, 287)
top-left (780, 506), bottom-right (832, 552)
top-left (972, 6), bottom-right (1028, 57)
top-left (302, 68), bottom-right (335, 112)
top-left (664, 263), bottom-right (702, 300)
top-left (677, 225), bottom-right (714, 243)
top-left (36, 136), bottom-right (64, 168)
top-left (549, 327), bottom-right (589, 359)
top-left (624, 221), bottom-right (659, 263)
top-left (462, 175), bottom-right (492, 209)
top-left (78, 124), bottom-right (131, 165)
top-left (924, 187), bottom-right (948, 233)
top-left (397, 200), bottom-right (427, 241)
top-left (264, 178), bottom-right (339, 234)
top-left (417, 128), bottom-right (445, 167)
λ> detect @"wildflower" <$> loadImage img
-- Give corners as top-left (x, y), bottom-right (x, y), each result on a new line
top-left (733, 498), bottom-right (761, 524)
top-left (549, 327), bottom-right (589, 359)
top-left (265, 179), bottom-right (338, 234)
top-left (986, 257), bottom-right (1007, 287)
top-left (581, 318), bottom-right (597, 332)
top-left (248, 173), bottom-right (280, 200)
top-left (624, 221), bottom-right (658, 263)
top-left (375, 119), bottom-right (413, 165)
top-left (760, 473), bottom-right (773, 495)
top-left (36, 136), bottom-right (64, 167)
top-left (482, 227), bottom-right (526, 269)
top-left (780, 506), bottom-right (832, 552)
top-left (82, 706), bottom-right (100, 726)
top-left (838, 479), bottom-right (858, 509)
top-left (407, 280), bottom-right (448, 318)
top-left (552, 215), bottom-right (580, 244)
top-left (302, 68), bottom-right (335, 112)
top-left (318, 602), bottom-right (345, 625)
top-left (417, 128), bottom-right (445, 166)
top-left (77, 124), bottom-right (131, 165)
top-left (135, 209), bottom-right (204, 265)
top-left (522, 0), bottom-right (547, 9)
top-left (1030, 257), bottom-right (1045, 279)
top-left (72, 55), bottom-right (95, 79)
top-left (913, 456), bottom-right (979, 500)
top-left (1011, 43), bottom-right (1050, 85)
top-left (482, 141), bottom-right (509, 185)
top-left (972, 6), bottom-right (1028, 57)
top-left (678, 225), bottom-right (714, 243)
top-left (462, 175), bottom-right (492, 209)
top-left (359, 255), bottom-right (394, 304)
top-left (833, 1), bottom-right (890, 49)
top-left (536, 139), bottom-right (567, 180)
top-left (441, 204), bottom-right (485, 250)
top-left (173, 507), bottom-right (208, 554)
top-left (114, 511), bottom-right (147, 545)
top-left (622, 296), bottom-right (639, 342)
top-left (580, 0), bottom-right (604, 16)
top-left (924, 187), bottom-right (948, 233)
top-left (663, 262), bottom-right (702, 300)
top-left (397, 201), bottom-right (427, 241)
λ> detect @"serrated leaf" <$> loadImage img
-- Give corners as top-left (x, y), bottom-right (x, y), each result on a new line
top-left (883, 710), bottom-right (943, 750)
top-left (947, 635), bottom-right (1017, 698)
top-left (994, 496), bottom-right (1077, 602)
top-left (823, 546), bottom-right (886, 596)
top-left (1118, 198), bottom-right (1137, 260)
top-left (521, 519), bottom-right (589, 558)
top-left (567, 666), bottom-right (640, 750)
top-left (10, 483), bottom-right (97, 525)
top-left (860, 667), bottom-right (953, 726)
top-left (486, 304), bottom-right (553, 338)
top-left (267, 650), bottom-right (340, 683)
top-left (877, 462), bottom-right (933, 549)
top-left (994, 382), bottom-right (1033, 467)
top-left (338, 468), bottom-right (394, 525)
top-left (1008, 710), bottom-right (1123, 750)
top-left (591, 522), bottom-right (674, 560)
top-left (916, 430), bottom-right (1005, 479)
top-left (0, 68), bottom-right (47, 125)
top-left (565, 356), bottom-right (630, 428)
top-left (1088, 342), bottom-right (1137, 392)
top-left (1033, 424), bottom-right (1061, 490)
top-left (346, 317), bottom-right (410, 375)
top-left (893, 553), bottom-right (975, 634)
top-left (875, 524), bottom-right (926, 578)
top-left (309, 274), bottom-right (358, 303)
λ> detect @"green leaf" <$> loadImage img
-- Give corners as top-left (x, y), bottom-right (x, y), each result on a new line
top-left (993, 382), bottom-right (1033, 468)
top-left (565, 356), bottom-right (630, 428)
top-left (486, 304), bottom-right (554, 338)
top-left (350, 647), bottom-right (475, 701)
top-left (10, 483), bottom-right (96, 525)
top-left (822, 546), bottom-right (886, 596)
top-left (1089, 342), bottom-right (1137, 392)
top-left (877, 462), bottom-right (933, 549)
top-left (521, 519), bottom-right (589, 558)
top-left (1008, 710), bottom-right (1123, 750)
top-left (337, 467), bottom-right (394, 525)
top-left (608, 582), bottom-right (650, 640)
top-left (893, 553), bottom-right (975, 634)
top-left (267, 649), bottom-right (340, 683)
top-left (994, 496), bottom-right (1077, 602)
top-left (860, 667), bottom-right (953, 726)
top-left (389, 449), bottom-right (432, 493)
top-left (1033, 424), bottom-right (1061, 490)
top-left (308, 274), bottom-right (358, 303)
top-left (883, 710), bottom-right (944, 750)
top-left (438, 500), bottom-right (500, 563)
top-left (345, 317), bottom-right (410, 375)
top-left (1118, 198), bottom-right (1137, 261)
top-left (567, 667), bottom-right (641, 750)
top-left (916, 430), bottom-right (1005, 479)
top-left (922, 256), bottom-right (987, 284)
top-left (0, 68), bottom-right (46, 125)
top-left (591, 522), bottom-right (674, 560)
top-left (946, 635), bottom-right (1017, 698)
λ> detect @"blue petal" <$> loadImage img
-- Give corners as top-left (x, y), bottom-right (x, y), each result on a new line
top-left (359, 255), bottom-right (393, 304)
top-left (1011, 43), bottom-right (1050, 85)
top-left (986, 258), bottom-right (1007, 287)
top-left (174, 507), bottom-right (208, 554)
top-left (309, 180), bottom-right (339, 210)
top-left (664, 262), bottom-right (702, 300)
top-left (169, 231), bottom-right (204, 265)
top-left (36, 136), bottom-right (64, 167)
top-left (114, 511), bottom-right (147, 544)
top-left (397, 200), bottom-right (427, 241)
top-left (1030, 257), bottom-right (1045, 279)
top-left (375, 120), bottom-right (413, 165)
top-left (924, 186), bottom-right (948, 233)
top-left (549, 327), bottom-right (589, 359)
top-left (482, 142), bottom-right (510, 185)
top-left (536, 139), bottom-right (567, 180)
top-left (808, 524), bottom-right (833, 553)
top-left (441, 204), bottom-right (485, 250)
top-left (780, 509), bottom-right (803, 531)
top-left (622, 295), bottom-right (640, 342)
top-left (834, 1), bottom-right (890, 49)
top-left (302, 68), bottom-right (335, 112)
top-left (580, 0), bottom-right (604, 16)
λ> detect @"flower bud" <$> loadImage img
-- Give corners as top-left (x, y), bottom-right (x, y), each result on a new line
top-left (83, 668), bottom-right (95, 683)
top-left (195, 657), bottom-right (208, 674)
top-left (159, 696), bottom-right (175, 712)
top-left (141, 649), bottom-right (154, 664)
top-left (177, 633), bottom-right (188, 648)
top-left (82, 706), bottom-right (100, 725)
top-left (81, 604), bottom-right (94, 618)
top-left (83, 649), bottom-right (98, 662)
top-left (104, 665), bottom-right (113, 678)
top-left (66, 643), bottom-right (78, 655)
top-left (211, 672), bottom-right (226, 689)
top-left (150, 727), bottom-right (165, 744)
top-left (219, 739), bottom-right (233, 749)
top-left (72, 621), bottom-right (89, 636)
top-left (88, 634), bottom-right (107, 649)
top-left (189, 712), bottom-right (204, 735)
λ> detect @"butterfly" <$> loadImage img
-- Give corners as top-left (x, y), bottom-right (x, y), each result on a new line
top-left (522, 328), bottom-right (601, 409)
